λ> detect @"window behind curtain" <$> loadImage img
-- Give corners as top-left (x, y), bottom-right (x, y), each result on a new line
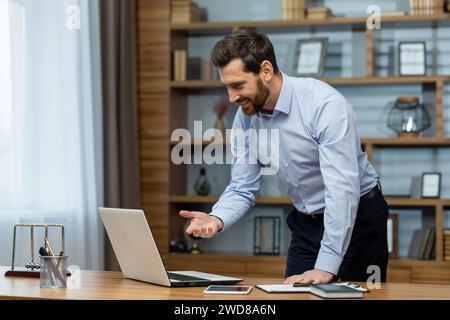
top-left (0, 0), bottom-right (104, 270)
top-left (0, 0), bottom-right (26, 211)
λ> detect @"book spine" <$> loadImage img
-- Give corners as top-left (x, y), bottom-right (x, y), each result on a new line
top-left (282, 0), bottom-right (287, 20)
top-left (418, 228), bottom-right (430, 259)
top-left (181, 50), bottom-right (186, 81)
top-left (201, 58), bottom-right (212, 81)
top-left (173, 51), bottom-right (179, 81)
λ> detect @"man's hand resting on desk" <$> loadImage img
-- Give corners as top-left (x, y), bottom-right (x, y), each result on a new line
top-left (284, 269), bottom-right (334, 285)
top-left (179, 210), bottom-right (223, 238)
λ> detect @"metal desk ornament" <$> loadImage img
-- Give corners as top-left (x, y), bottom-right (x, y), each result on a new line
top-left (4, 223), bottom-right (70, 278)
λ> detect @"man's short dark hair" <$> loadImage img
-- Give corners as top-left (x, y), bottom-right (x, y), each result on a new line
top-left (210, 29), bottom-right (279, 74)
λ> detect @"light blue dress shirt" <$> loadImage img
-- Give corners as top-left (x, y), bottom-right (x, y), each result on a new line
top-left (211, 72), bottom-right (379, 275)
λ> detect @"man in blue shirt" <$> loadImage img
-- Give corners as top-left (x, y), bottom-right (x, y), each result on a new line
top-left (179, 29), bottom-right (389, 284)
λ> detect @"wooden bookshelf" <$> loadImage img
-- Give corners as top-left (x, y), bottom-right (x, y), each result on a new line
top-left (138, 0), bottom-right (450, 283)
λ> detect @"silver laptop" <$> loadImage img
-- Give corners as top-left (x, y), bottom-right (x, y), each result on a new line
top-left (99, 207), bottom-right (242, 287)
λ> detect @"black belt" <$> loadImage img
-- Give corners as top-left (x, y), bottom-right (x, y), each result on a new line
top-left (360, 183), bottom-right (381, 203)
top-left (308, 183), bottom-right (381, 219)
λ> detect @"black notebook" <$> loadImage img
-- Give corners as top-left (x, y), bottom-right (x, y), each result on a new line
top-left (309, 284), bottom-right (364, 299)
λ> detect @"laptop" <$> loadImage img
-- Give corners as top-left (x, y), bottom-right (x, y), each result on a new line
top-left (99, 207), bottom-right (243, 287)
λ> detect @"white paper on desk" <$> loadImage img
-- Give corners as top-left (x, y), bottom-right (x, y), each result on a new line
top-left (256, 284), bottom-right (311, 293)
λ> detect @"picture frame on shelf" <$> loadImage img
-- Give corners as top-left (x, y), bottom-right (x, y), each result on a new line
top-left (421, 172), bottom-right (441, 199)
top-left (387, 214), bottom-right (399, 259)
top-left (292, 38), bottom-right (328, 77)
top-left (398, 42), bottom-right (426, 76)
top-left (253, 216), bottom-right (281, 255)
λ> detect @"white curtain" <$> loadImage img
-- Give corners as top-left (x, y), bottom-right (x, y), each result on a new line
top-left (0, 0), bottom-right (104, 270)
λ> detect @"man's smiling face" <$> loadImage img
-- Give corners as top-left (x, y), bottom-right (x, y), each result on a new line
top-left (219, 58), bottom-right (270, 116)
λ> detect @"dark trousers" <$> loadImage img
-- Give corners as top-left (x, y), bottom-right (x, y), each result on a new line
top-left (285, 191), bottom-right (389, 282)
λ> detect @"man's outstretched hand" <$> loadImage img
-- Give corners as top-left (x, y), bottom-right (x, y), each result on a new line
top-left (179, 210), bottom-right (223, 239)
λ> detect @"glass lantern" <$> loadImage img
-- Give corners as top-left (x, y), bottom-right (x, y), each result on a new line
top-left (386, 96), bottom-right (431, 138)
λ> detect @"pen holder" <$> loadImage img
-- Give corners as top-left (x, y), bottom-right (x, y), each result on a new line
top-left (40, 255), bottom-right (68, 288)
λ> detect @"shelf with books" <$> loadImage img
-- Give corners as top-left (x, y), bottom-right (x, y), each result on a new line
top-left (171, 14), bottom-right (450, 35)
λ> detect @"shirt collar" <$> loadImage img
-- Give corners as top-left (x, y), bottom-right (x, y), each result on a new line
top-left (273, 72), bottom-right (292, 115)
top-left (256, 72), bottom-right (292, 118)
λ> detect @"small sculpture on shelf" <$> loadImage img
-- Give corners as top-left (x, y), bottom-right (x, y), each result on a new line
top-left (183, 220), bottom-right (202, 254)
top-left (190, 241), bottom-right (201, 254)
top-left (386, 96), bottom-right (431, 138)
top-left (194, 167), bottom-right (211, 196)
top-left (213, 97), bottom-right (231, 141)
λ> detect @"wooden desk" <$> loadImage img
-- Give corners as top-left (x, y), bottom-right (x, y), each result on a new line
top-left (1, 267), bottom-right (450, 300)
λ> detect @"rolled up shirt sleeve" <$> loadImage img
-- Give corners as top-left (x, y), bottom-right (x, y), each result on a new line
top-left (210, 108), bottom-right (262, 231)
top-left (312, 94), bottom-right (361, 275)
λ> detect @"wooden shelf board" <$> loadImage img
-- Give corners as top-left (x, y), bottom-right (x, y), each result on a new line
top-left (363, 137), bottom-right (450, 146)
top-left (170, 137), bottom-right (450, 147)
top-left (170, 195), bottom-right (450, 207)
top-left (169, 252), bottom-right (286, 262)
top-left (168, 252), bottom-right (450, 267)
top-left (387, 198), bottom-right (450, 207)
top-left (170, 76), bottom-right (450, 89)
top-left (171, 14), bottom-right (450, 33)
top-left (170, 195), bottom-right (292, 205)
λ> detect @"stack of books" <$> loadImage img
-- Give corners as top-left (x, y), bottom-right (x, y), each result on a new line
top-left (445, 229), bottom-right (450, 261)
top-left (282, 0), bottom-right (305, 20)
top-left (409, 0), bottom-right (440, 15)
top-left (200, 58), bottom-right (219, 81)
top-left (306, 7), bottom-right (333, 20)
top-left (172, 50), bottom-right (187, 81)
top-left (408, 227), bottom-right (436, 260)
top-left (171, 0), bottom-right (203, 24)
top-left (173, 53), bottom-right (218, 81)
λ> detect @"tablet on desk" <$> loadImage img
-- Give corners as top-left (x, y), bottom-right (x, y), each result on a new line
top-left (203, 285), bottom-right (253, 295)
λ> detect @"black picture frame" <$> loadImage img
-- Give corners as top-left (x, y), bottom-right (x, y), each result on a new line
top-left (292, 38), bottom-right (328, 77)
top-left (398, 41), bottom-right (426, 76)
top-left (253, 216), bottom-right (281, 255)
top-left (421, 172), bottom-right (441, 199)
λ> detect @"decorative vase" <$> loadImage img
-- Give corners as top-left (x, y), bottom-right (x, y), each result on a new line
top-left (194, 167), bottom-right (211, 196)
top-left (214, 118), bottom-right (226, 141)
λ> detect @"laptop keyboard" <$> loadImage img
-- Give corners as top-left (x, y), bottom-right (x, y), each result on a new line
top-left (167, 272), bottom-right (209, 282)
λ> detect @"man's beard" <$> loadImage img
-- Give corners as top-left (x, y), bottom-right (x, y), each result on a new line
top-left (240, 78), bottom-right (270, 116)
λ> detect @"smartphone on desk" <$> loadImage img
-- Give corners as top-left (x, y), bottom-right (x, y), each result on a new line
top-left (203, 285), bottom-right (253, 295)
